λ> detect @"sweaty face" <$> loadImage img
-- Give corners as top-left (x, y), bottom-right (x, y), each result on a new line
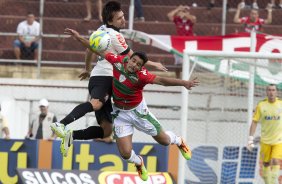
top-left (27, 14), bottom-right (35, 25)
top-left (126, 55), bottom-right (144, 73)
top-left (250, 10), bottom-right (259, 22)
top-left (108, 11), bottom-right (126, 29)
top-left (266, 85), bottom-right (277, 102)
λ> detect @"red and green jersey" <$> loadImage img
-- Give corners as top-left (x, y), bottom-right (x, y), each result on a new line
top-left (105, 53), bottom-right (156, 108)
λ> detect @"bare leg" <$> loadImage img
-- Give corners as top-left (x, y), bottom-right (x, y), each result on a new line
top-left (99, 119), bottom-right (112, 138)
top-left (34, 48), bottom-right (38, 61)
top-left (96, 0), bottom-right (102, 22)
top-left (152, 130), bottom-right (171, 146)
top-left (14, 47), bottom-right (21, 59)
top-left (116, 135), bottom-right (133, 159)
top-left (84, 0), bottom-right (92, 21)
top-left (90, 98), bottom-right (103, 111)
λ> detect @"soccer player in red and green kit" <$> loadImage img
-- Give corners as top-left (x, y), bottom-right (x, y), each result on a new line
top-left (64, 28), bottom-right (199, 181)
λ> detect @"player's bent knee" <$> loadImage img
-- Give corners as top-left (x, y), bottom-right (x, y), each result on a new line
top-left (120, 151), bottom-right (131, 160)
top-left (90, 99), bottom-right (103, 111)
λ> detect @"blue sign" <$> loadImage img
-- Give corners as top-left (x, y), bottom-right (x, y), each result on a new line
top-left (186, 145), bottom-right (259, 184)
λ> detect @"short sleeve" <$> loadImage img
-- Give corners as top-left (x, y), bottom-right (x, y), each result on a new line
top-left (17, 22), bottom-right (24, 35)
top-left (252, 104), bottom-right (261, 122)
top-left (139, 68), bottom-right (156, 84)
top-left (111, 33), bottom-right (129, 54)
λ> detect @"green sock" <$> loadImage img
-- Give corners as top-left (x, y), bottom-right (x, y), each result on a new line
top-left (270, 165), bottom-right (280, 184)
top-left (262, 166), bottom-right (271, 184)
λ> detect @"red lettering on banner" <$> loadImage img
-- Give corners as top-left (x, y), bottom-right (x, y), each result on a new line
top-left (116, 34), bottom-right (127, 49)
top-left (100, 172), bottom-right (174, 184)
top-left (170, 33), bottom-right (282, 54)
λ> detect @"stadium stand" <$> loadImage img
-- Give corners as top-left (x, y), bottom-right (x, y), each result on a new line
top-left (0, 0), bottom-right (281, 70)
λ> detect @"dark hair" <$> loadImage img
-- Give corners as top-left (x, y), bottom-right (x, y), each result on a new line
top-left (27, 12), bottom-right (34, 16)
top-left (131, 52), bottom-right (148, 65)
top-left (102, 1), bottom-right (122, 26)
top-left (267, 84), bottom-right (277, 90)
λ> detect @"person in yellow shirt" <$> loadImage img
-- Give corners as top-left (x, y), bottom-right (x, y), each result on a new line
top-left (247, 84), bottom-right (282, 184)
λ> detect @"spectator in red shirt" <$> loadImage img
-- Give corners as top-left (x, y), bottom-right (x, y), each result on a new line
top-left (167, 5), bottom-right (196, 36)
top-left (167, 5), bottom-right (196, 78)
top-left (233, 2), bottom-right (272, 33)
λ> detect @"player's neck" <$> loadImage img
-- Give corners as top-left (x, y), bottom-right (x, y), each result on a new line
top-left (268, 98), bottom-right (276, 103)
top-left (107, 25), bottom-right (120, 32)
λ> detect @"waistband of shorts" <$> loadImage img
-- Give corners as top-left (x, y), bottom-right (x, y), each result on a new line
top-left (113, 103), bottom-right (138, 111)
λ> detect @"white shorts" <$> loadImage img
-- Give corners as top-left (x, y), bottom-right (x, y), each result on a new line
top-left (112, 99), bottom-right (162, 138)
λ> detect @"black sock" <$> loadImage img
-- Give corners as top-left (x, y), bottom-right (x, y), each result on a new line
top-left (73, 126), bottom-right (104, 140)
top-left (60, 102), bottom-right (93, 126)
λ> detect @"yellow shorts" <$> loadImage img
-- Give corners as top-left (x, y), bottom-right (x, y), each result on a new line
top-left (260, 142), bottom-right (282, 163)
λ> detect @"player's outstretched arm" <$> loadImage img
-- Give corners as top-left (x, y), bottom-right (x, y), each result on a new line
top-left (153, 76), bottom-right (199, 90)
top-left (64, 28), bottom-right (108, 58)
top-left (64, 28), bottom-right (92, 50)
top-left (145, 61), bottom-right (168, 72)
top-left (78, 48), bottom-right (93, 80)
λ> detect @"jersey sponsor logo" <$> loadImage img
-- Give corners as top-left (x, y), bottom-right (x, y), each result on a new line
top-left (116, 34), bottom-right (127, 49)
top-left (264, 115), bottom-right (280, 120)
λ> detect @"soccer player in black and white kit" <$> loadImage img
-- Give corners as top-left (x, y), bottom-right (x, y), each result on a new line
top-left (51, 1), bottom-right (166, 148)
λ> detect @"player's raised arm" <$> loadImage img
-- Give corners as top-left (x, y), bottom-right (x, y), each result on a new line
top-left (145, 61), bottom-right (168, 72)
top-left (153, 76), bottom-right (199, 90)
top-left (64, 28), bottom-right (107, 58)
top-left (64, 28), bottom-right (92, 50)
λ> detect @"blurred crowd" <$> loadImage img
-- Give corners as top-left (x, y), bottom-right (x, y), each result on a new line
top-left (10, 0), bottom-right (280, 78)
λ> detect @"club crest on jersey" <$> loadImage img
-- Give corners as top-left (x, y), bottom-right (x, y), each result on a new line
top-left (119, 74), bottom-right (126, 82)
top-left (114, 63), bottom-right (122, 70)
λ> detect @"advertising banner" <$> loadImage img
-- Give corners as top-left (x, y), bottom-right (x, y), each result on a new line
top-left (17, 169), bottom-right (175, 184)
top-left (122, 30), bottom-right (282, 87)
top-left (0, 139), bottom-right (169, 184)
